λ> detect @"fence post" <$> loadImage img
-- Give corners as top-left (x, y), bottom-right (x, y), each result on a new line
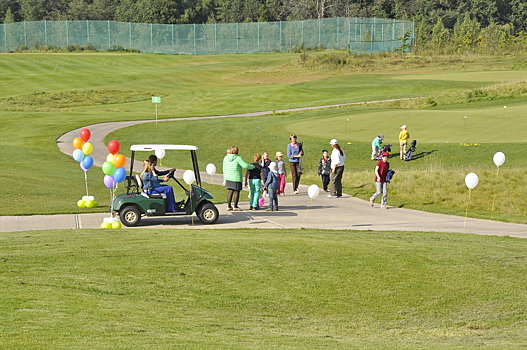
top-left (24, 21), bottom-right (27, 47)
top-left (151, 23), bottom-right (153, 50)
top-left (129, 22), bottom-right (132, 49)
top-left (4, 23), bottom-right (6, 52)
top-left (257, 21), bottom-right (260, 52)
top-left (301, 20), bottom-right (304, 46)
top-left (194, 23), bottom-right (196, 55)
top-left (336, 17), bottom-right (339, 48)
top-left (171, 24), bottom-right (174, 52)
top-left (236, 22), bottom-right (239, 53)
top-left (107, 20), bottom-right (111, 48)
top-left (371, 18), bottom-right (375, 53)
top-left (318, 18), bottom-right (321, 47)
top-left (44, 20), bottom-right (47, 45)
top-left (279, 21), bottom-right (282, 52)
top-left (86, 20), bottom-right (89, 45)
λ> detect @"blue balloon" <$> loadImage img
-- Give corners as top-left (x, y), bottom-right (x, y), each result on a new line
top-left (113, 167), bottom-right (127, 183)
top-left (73, 149), bottom-right (85, 162)
top-left (82, 155), bottom-right (94, 170)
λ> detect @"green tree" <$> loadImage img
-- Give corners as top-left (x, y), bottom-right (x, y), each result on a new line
top-left (453, 14), bottom-right (481, 53)
top-left (431, 17), bottom-right (451, 53)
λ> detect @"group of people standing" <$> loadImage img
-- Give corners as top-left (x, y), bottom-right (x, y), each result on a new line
top-left (222, 126), bottom-right (408, 211)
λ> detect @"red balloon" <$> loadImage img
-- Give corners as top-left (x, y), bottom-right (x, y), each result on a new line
top-left (107, 140), bottom-right (120, 155)
top-left (80, 128), bottom-right (91, 142)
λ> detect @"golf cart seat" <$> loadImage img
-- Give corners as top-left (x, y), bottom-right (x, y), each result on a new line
top-left (135, 174), bottom-right (167, 199)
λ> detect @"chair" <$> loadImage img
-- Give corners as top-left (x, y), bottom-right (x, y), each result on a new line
top-left (136, 174), bottom-right (166, 199)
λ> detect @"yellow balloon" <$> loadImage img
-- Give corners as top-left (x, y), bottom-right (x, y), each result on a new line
top-left (100, 222), bottom-right (112, 229)
top-left (82, 142), bottom-right (93, 156)
top-left (112, 222), bottom-right (122, 229)
top-left (106, 153), bottom-right (115, 163)
top-left (77, 200), bottom-right (86, 208)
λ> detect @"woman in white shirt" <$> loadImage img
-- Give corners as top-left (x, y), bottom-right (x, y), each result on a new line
top-left (328, 139), bottom-right (346, 198)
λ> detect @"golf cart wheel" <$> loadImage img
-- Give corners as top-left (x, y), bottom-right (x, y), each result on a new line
top-left (197, 202), bottom-right (219, 225)
top-left (120, 206), bottom-right (141, 227)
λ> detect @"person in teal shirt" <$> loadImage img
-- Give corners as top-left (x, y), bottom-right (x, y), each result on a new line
top-left (371, 134), bottom-right (384, 160)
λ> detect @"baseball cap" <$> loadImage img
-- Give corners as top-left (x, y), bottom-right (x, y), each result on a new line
top-left (379, 134), bottom-right (385, 139)
top-left (382, 152), bottom-right (390, 158)
top-left (329, 139), bottom-right (338, 145)
top-left (401, 125), bottom-right (406, 129)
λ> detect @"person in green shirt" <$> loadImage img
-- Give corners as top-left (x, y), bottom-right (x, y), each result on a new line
top-left (223, 146), bottom-right (254, 211)
top-left (371, 134), bottom-right (384, 160)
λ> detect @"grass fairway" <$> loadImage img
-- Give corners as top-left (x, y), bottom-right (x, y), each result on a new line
top-left (1, 52), bottom-right (527, 220)
top-left (1, 229), bottom-right (527, 349)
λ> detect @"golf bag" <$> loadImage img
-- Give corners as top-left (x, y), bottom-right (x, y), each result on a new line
top-left (376, 143), bottom-right (392, 160)
top-left (298, 142), bottom-right (304, 174)
top-left (404, 140), bottom-right (417, 161)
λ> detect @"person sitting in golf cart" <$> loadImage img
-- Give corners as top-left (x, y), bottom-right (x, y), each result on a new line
top-left (141, 159), bottom-right (177, 212)
top-left (148, 154), bottom-right (175, 177)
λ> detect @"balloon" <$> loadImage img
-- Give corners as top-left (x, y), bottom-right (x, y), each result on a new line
top-left (465, 173), bottom-right (479, 190)
top-left (206, 163), bottom-right (216, 176)
top-left (84, 200), bottom-right (95, 208)
top-left (493, 152), bottom-right (505, 167)
top-left (113, 154), bottom-right (126, 168)
top-left (102, 161), bottom-right (116, 176)
top-left (113, 167), bottom-right (127, 183)
top-left (258, 197), bottom-right (265, 207)
top-left (107, 140), bottom-right (120, 155)
top-left (106, 153), bottom-right (115, 163)
top-left (308, 184), bottom-right (320, 199)
top-left (93, 201), bottom-right (99, 208)
top-left (101, 222), bottom-right (112, 229)
top-left (72, 137), bottom-right (84, 150)
top-left (73, 149), bottom-right (85, 162)
top-left (82, 155), bottom-right (94, 170)
top-left (80, 128), bottom-right (91, 141)
top-left (155, 149), bottom-right (166, 160)
top-left (77, 200), bottom-right (86, 208)
top-left (183, 170), bottom-right (195, 185)
top-left (112, 222), bottom-right (122, 229)
top-left (82, 142), bottom-right (93, 156)
top-left (104, 174), bottom-right (116, 189)
top-left (88, 196), bottom-right (95, 201)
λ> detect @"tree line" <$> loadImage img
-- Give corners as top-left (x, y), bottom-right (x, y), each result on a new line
top-left (1, 0), bottom-right (526, 54)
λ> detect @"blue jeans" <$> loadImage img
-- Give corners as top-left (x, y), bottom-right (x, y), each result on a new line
top-left (149, 185), bottom-right (176, 212)
top-left (268, 189), bottom-right (278, 209)
top-left (249, 178), bottom-right (262, 208)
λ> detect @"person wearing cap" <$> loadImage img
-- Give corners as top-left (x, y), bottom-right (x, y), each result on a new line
top-left (328, 139), bottom-right (346, 198)
top-left (371, 134), bottom-right (384, 160)
top-left (275, 151), bottom-right (287, 196)
top-left (399, 125), bottom-right (410, 160)
top-left (370, 152), bottom-right (390, 209)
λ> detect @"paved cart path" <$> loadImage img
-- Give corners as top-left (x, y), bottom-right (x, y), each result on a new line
top-left (3, 101), bottom-right (526, 237)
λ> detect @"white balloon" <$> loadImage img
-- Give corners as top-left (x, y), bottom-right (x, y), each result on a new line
top-left (155, 149), bottom-right (166, 160)
top-left (103, 217), bottom-right (112, 223)
top-left (206, 163), bottom-right (216, 176)
top-left (465, 172), bottom-right (479, 190)
top-left (183, 170), bottom-right (196, 185)
top-left (307, 184), bottom-right (320, 199)
top-left (493, 152), bottom-right (505, 167)
top-left (88, 196), bottom-right (95, 201)
top-left (82, 196), bottom-right (89, 201)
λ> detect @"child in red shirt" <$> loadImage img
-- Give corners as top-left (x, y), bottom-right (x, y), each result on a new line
top-left (370, 152), bottom-right (390, 209)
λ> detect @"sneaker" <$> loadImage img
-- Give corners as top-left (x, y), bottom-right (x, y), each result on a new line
top-left (294, 190), bottom-right (299, 194)
top-left (250, 207), bottom-right (256, 211)
top-left (369, 200), bottom-right (374, 207)
top-left (272, 208), bottom-right (278, 211)
top-left (327, 194), bottom-right (337, 198)
top-left (266, 208), bottom-right (273, 211)
top-left (227, 207), bottom-right (233, 211)
top-left (234, 207), bottom-right (242, 211)
top-left (381, 205), bottom-right (387, 209)
top-left (249, 206), bottom-right (254, 210)
top-left (254, 206), bottom-right (260, 210)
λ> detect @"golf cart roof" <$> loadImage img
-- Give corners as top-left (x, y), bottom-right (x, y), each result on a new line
top-left (130, 145), bottom-right (199, 151)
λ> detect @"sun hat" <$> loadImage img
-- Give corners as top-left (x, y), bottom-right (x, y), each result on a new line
top-left (329, 139), bottom-right (338, 145)
top-left (382, 152), bottom-right (390, 158)
top-left (275, 151), bottom-right (283, 157)
top-left (379, 134), bottom-right (385, 139)
top-left (401, 125), bottom-right (406, 129)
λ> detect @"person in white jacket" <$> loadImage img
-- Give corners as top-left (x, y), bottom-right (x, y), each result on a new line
top-left (328, 139), bottom-right (346, 198)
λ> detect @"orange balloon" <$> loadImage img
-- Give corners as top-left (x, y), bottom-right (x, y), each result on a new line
top-left (73, 137), bottom-right (84, 150)
top-left (113, 154), bottom-right (127, 168)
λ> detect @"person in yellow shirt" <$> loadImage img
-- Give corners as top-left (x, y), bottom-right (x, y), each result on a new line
top-left (399, 125), bottom-right (410, 160)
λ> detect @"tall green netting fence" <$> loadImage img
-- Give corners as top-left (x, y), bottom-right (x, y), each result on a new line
top-left (0, 17), bottom-right (414, 55)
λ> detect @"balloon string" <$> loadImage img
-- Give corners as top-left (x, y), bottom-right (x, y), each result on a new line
top-left (302, 199), bottom-right (312, 227)
top-left (463, 189), bottom-right (471, 229)
top-left (491, 166), bottom-right (500, 218)
top-left (84, 171), bottom-right (89, 197)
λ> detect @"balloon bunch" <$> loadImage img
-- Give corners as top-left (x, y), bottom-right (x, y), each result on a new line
top-left (102, 140), bottom-right (127, 190)
top-left (72, 128), bottom-right (97, 208)
top-left (100, 217), bottom-right (122, 229)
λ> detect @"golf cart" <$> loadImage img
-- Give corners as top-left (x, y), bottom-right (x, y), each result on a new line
top-left (112, 144), bottom-right (219, 227)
